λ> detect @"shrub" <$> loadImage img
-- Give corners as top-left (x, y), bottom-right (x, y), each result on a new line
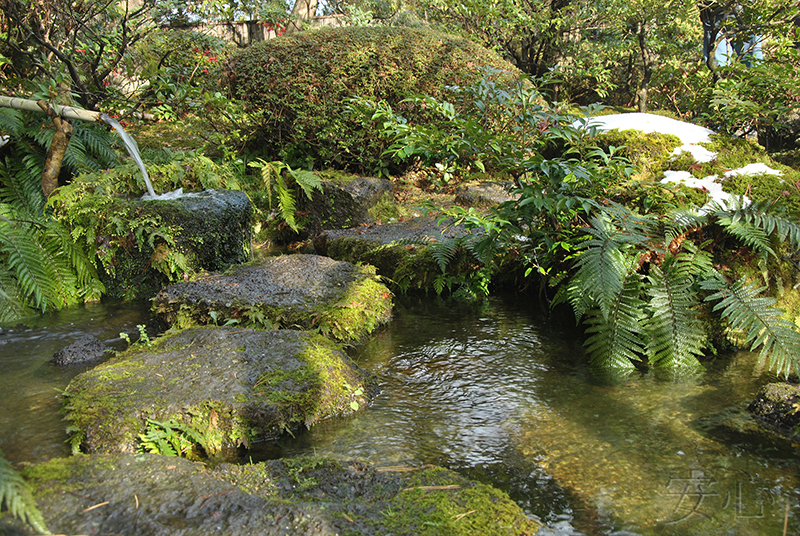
top-left (225, 25), bottom-right (523, 172)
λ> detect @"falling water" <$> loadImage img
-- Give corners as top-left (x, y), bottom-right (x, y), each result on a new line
top-left (100, 113), bottom-right (157, 199)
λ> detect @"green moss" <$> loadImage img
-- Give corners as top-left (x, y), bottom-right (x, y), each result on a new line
top-left (229, 25), bottom-right (524, 171)
top-left (314, 267), bottom-right (393, 343)
top-left (379, 467), bottom-right (541, 535)
top-left (596, 129), bottom-right (682, 179)
top-left (250, 334), bottom-right (368, 430)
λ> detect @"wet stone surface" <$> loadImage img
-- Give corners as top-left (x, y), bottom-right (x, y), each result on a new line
top-left (64, 327), bottom-right (370, 456)
top-left (50, 334), bottom-right (110, 366)
top-left (747, 381), bottom-right (800, 438)
top-left (152, 254), bottom-right (392, 344)
top-left (2, 453), bottom-right (542, 536)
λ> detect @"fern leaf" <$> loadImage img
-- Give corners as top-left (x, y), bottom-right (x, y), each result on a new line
top-left (0, 221), bottom-right (60, 311)
top-left (582, 273), bottom-right (644, 371)
top-left (0, 449), bottom-right (49, 534)
top-left (289, 168), bottom-right (323, 200)
top-left (702, 275), bottom-right (800, 377)
top-left (569, 213), bottom-right (637, 321)
top-left (0, 108), bottom-right (24, 137)
top-left (645, 264), bottom-right (706, 371)
top-left (275, 172), bottom-right (298, 232)
top-left (717, 216), bottom-right (776, 260)
top-left (430, 237), bottom-right (460, 273)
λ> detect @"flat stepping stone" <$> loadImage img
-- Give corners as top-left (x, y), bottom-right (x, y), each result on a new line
top-left (64, 327), bottom-right (370, 456)
top-left (153, 254), bottom-right (392, 343)
top-left (7, 453), bottom-right (542, 536)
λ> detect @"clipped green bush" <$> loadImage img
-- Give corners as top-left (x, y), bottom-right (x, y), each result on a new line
top-left (226, 25), bottom-right (523, 172)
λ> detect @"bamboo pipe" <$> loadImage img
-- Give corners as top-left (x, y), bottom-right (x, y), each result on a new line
top-left (0, 95), bottom-right (103, 122)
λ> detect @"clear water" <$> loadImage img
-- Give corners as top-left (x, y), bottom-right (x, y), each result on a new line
top-left (1, 295), bottom-right (798, 535)
top-left (0, 300), bottom-right (157, 463)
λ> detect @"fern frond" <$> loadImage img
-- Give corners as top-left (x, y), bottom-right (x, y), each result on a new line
top-left (73, 122), bottom-right (119, 170)
top-left (0, 108), bottom-right (24, 136)
top-left (669, 240), bottom-right (714, 280)
top-left (275, 172), bottom-right (298, 232)
top-left (645, 264), bottom-right (706, 371)
top-left (0, 449), bottom-right (49, 534)
top-left (289, 168), bottom-right (323, 200)
top-left (430, 237), bottom-right (460, 273)
top-left (568, 213), bottom-right (638, 321)
top-left (582, 273), bottom-right (645, 371)
top-left (716, 215), bottom-right (776, 261)
top-left (0, 220), bottom-right (60, 311)
top-left (0, 263), bottom-right (34, 323)
top-left (0, 158), bottom-right (45, 216)
top-left (663, 207), bottom-right (706, 245)
top-left (702, 275), bottom-right (800, 377)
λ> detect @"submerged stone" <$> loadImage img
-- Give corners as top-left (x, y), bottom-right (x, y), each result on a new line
top-left (6, 453), bottom-right (542, 536)
top-left (51, 334), bottom-right (109, 366)
top-left (152, 254), bottom-right (392, 344)
top-left (747, 382), bottom-right (800, 439)
top-left (64, 327), bottom-right (370, 456)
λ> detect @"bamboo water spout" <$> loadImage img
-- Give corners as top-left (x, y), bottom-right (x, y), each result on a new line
top-left (0, 95), bottom-right (158, 198)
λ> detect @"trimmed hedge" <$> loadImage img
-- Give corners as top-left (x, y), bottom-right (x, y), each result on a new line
top-left (226, 25), bottom-right (523, 172)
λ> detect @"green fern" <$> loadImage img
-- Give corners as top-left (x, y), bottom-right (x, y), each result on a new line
top-left (582, 273), bottom-right (645, 371)
top-left (247, 159), bottom-right (323, 233)
top-left (138, 419), bottom-right (209, 458)
top-left (702, 275), bottom-right (800, 377)
top-left (568, 213), bottom-right (643, 322)
top-left (645, 264), bottom-right (706, 371)
top-left (0, 448), bottom-right (49, 534)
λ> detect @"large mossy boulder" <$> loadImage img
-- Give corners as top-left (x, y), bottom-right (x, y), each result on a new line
top-left (81, 189), bottom-right (253, 300)
top-left (64, 327), bottom-right (370, 456)
top-left (226, 25), bottom-right (524, 171)
top-left (278, 174), bottom-right (396, 242)
top-left (152, 254), bottom-right (392, 344)
top-left (6, 453), bottom-right (542, 536)
top-left (747, 382), bottom-right (800, 439)
top-left (311, 218), bottom-right (484, 294)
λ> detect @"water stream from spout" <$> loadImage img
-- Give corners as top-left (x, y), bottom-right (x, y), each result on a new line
top-left (100, 113), bottom-right (157, 198)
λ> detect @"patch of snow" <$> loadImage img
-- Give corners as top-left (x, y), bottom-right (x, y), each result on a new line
top-left (661, 171), bottom-right (749, 214)
top-left (672, 143), bottom-right (717, 164)
top-left (723, 163), bottom-right (782, 178)
top-left (579, 113), bottom-right (714, 145)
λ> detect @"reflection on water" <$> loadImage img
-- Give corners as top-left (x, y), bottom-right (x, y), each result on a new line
top-left (271, 294), bottom-right (800, 535)
top-left (1, 295), bottom-right (798, 535)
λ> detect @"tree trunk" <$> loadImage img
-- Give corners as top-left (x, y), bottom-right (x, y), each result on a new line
top-left (291, 0), bottom-right (318, 19)
top-left (41, 116), bottom-right (72, 198)
top-left (635, 21), bottom-right (652, 113)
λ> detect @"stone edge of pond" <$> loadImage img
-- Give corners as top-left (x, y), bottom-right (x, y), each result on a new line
top-left (747, 381), bottom-right (800, 440)
top-left (152, 254), bottom-right (393, 345)
top-left (63, 326), bottom-right (374, 457)
top-left (2, 453), bottom-right (543, 536)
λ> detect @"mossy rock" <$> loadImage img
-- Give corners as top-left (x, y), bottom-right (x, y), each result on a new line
top-left (99, 189), bottom-right (253, 300)
top-left (277, 174), bottom-right (396, 242)
top-left (152, 254), bottom-right (392, 344)
top-left (5, 453), bottom-right (542, 536)
top-left (747, 382), bottom-right (800, 439)
top-left (312, 217), bottom-right (484, 294)
top-left (63, 327), bottom-right (371, 456)
top-left (226, 25), bottom-right (524, 171)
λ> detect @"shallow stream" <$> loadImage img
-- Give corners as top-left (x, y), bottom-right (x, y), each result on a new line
top-left (1, 294), bottom-right (798, 535)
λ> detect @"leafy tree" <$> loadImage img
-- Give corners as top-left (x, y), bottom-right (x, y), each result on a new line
top-left (0, 0), bottom-right (163, 110)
